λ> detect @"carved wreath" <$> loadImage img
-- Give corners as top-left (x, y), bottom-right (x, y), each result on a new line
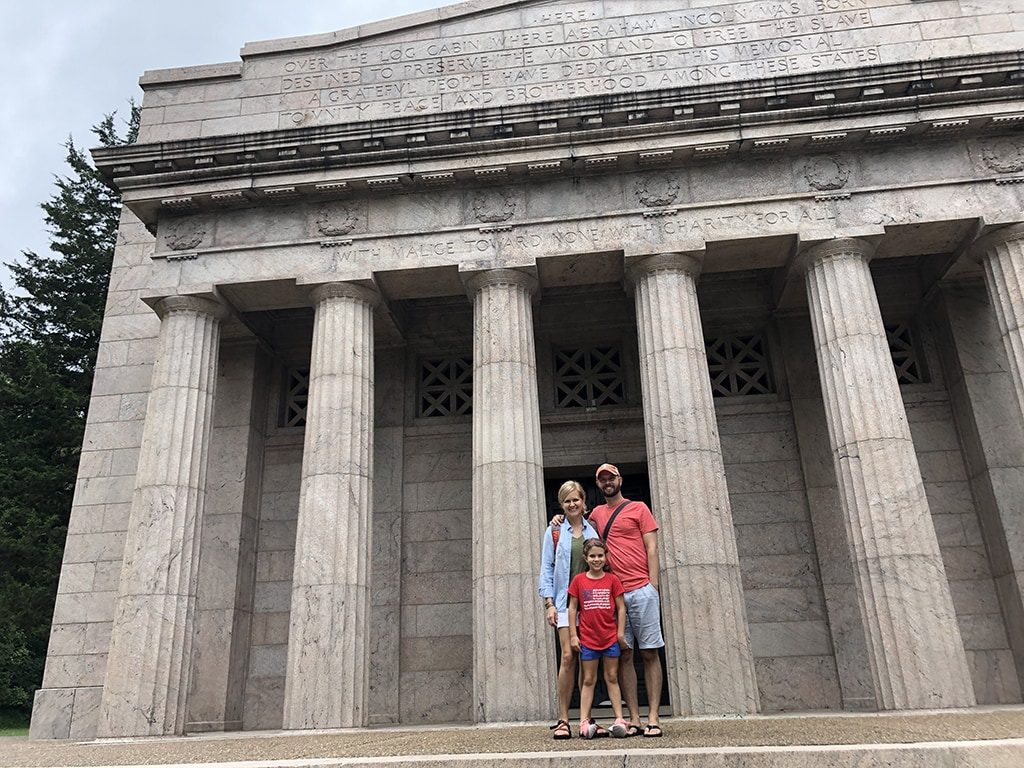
top-left (635, 174), bottom-right (680, 207)
top-left (164, 218), bottom-right (206, 251)
top-left (804, 156), bottom-right (851, 192)
top-left (316, 203), bottom-right (359, 237)
top-left (472, 190), bottom-right (518, 223)
top-left (981, 138), bottom-right (1024, 174)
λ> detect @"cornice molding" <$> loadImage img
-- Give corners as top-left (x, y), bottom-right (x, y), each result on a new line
top-left (94, 53), bottom-right (1024, 231)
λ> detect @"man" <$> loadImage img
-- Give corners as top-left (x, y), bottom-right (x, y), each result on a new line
top-left (587, 463), bottom-right (664, 737)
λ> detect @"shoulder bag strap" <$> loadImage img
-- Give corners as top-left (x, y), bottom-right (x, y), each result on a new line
top-left (601, 500), bottom-right (630, 541)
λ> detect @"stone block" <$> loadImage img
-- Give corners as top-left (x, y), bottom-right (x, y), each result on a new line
top-left (917, 450), bottom-right (969, 483)
top-left (253, 581), bottom-right (292, 613)
top-left (403, 449), bottom-right (472, 483)
top-left (735, 522), bottom-right (814, 557)
top-left (741, 555), bottom-right (821, 590)
top-left (925, 481), bottom-right (978, 516)
top-left (404, 602), bottom-right (472, 638)
top-left (250, 612), bottom-right (290, 646)
top-left (260, 491), bottom-right (300, 522)
top-left (729, 491), bottom-right (809, 525)
top-left (403, 570), bottom-right (471, 606)
top-left (243, 676), bottom-right (284, 731)
top-left (256, 550), bottom-right (295, 582)
top-left (399, 670), bottom-right (471, 724)
top-left (748, 621), bottom-right (833, 658)
top-left (248, 644), bottom-right (288, 678)
top-left (967, 649), bottom-right (1023, 705)
top-left (57, 563), bottom-right (95, 594)
top-left (29, 688), bottom-right (73, 740)
top-left (402, 537), bottom-right (471, 574)
top-left (41, 653), bottom-right (107, 688)
top-left (69, 686), bottom-right (102, 740)
top-left (949, 578), bottom-right (1002, 616)
top-left (755, 655), bottom-right (842, 712)
top-left (958, 613), bottom-right (1011, 651)
top-left (726, 461), bottom-right (805, 493)
top-left (402, 508), bottom-right (472, 542)
top-left (404, 480), bottom-right (471, 512)
top-left (256, 519), bottom-right (297, 552)
top-left (51, 591), bottom-right (116, 625)
top-left (941, 546), bottom-right (994, 581)
top-left (743, 588), bottom-right (826, 625)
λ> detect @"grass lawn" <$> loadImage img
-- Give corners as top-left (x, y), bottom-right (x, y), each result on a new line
top-left (0, 725), bottom-right (28, 737)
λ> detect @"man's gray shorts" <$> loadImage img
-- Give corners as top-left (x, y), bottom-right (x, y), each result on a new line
top-left (622, 582), bottom-right (665, 650)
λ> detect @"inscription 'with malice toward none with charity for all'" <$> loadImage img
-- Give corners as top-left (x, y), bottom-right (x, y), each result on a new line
top-left (279, 1), bottom-right (880, 125)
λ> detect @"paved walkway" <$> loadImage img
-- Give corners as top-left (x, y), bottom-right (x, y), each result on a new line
top-left (2, 707), bottom-right (1023, 767)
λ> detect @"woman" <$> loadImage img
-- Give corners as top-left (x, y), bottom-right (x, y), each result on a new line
top-left (538, 480), bottom-right (599, 739)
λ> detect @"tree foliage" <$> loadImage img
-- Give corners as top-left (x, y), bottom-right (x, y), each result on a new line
top-left (0, 106), bottom-right (139, 717)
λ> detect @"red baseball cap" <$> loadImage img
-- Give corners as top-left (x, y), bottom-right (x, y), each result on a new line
top-left (595, 463), bottom-right (620, 478)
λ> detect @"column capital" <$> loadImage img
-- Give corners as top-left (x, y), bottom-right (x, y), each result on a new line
top-left (795, 237), bottom-right (876, 276)
top-left (309, 280), bottom-right (380, 307)
top-left (151, 294), bottom-right (229, 321)
top-left (970, 222), bottom-right (1024, 264)
top-left (461, 267), bottom-right (538, 296)
top-left (626, 251), bottom-right (703, 284)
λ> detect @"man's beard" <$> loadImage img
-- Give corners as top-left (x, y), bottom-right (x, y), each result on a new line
top-left (602, 484), bottom-right (619, 498)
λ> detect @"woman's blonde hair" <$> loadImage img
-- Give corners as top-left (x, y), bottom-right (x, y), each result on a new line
top-left (557, 480), bottom-right (587, 511)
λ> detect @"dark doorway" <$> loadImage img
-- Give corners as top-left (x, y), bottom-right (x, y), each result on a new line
top-left (542, 467), bottom-right (671, 713)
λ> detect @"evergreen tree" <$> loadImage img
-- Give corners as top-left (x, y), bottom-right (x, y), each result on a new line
top-left (0, 106), bottom-right (139, 719)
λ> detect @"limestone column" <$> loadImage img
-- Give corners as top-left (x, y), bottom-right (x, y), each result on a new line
top-left (465, 268), bottom-right (551, 722)
top-left (283, 281), bottom-right (378, 729)
top-left (98, 295), bottom-right (227, 737)
top-left (628, 253), bottom-right (759, 716)
top-left (799, 238), bottom-right (975, 710)
top-left (974, 223), bottom-right (1024, 424)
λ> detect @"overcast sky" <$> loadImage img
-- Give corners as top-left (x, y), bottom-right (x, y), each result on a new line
top-left (0, 0), bottom-right (446, 291)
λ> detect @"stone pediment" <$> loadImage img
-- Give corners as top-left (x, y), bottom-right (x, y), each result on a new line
top-left (136, 0), bottom-right (1024, 141)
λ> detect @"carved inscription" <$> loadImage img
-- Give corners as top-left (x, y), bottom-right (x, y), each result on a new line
top-left (329, 204), bottom-right (837, 264)
top-left (280, 0), bottom-right (881, 126)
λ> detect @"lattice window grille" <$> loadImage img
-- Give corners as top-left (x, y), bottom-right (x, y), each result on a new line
top-left (419, 357), bottom-right (473, 417)
top-left (282, 368), bottom-right (309, 428)
top-left (554, 346), bottom-right (627, 409)
top-left (706, 334), bottom-right (774, 398)
top-left (886, 323), bottom-right (927, 385)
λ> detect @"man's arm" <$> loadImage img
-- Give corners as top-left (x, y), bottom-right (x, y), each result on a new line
top-left (643, 530), bottom-right (659, 590)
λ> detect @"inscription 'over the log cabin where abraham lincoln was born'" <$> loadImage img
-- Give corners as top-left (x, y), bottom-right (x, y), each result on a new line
top-left (282, 1), bottom-right (877, 124)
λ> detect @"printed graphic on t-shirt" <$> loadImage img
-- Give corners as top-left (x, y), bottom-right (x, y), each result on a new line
top-left (581, 587), bottom-right (612, 613)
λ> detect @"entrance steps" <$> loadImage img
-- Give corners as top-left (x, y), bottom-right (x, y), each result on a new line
top-left (4, 707), bottom-right (1023, 768)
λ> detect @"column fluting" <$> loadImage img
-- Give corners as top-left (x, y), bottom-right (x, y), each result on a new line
top-left (629, 253), bottom-right (759, 716)
top-left (283, 281), bottom-right (378, 729)
top-left (98, 295), bottom-right (227, 737)
top-left (974, 223), bottom-right (1024, 424)
top-left (800, 238), bottom-right (975, 709)
top-left (465, 268), bottom-right (552, 723)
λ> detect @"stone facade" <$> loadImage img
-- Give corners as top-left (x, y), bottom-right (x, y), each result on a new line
top-left (29, 0), bottom-right (1024, 739)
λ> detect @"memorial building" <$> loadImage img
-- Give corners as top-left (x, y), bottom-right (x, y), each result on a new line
top-left (29, 0), bottom-right (1024, 739)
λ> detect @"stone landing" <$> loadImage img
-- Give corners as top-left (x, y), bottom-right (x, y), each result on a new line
top-left (6, 708), bottom-right (1024, 767)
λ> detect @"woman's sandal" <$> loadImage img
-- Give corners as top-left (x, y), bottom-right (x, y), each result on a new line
top-left (550, 719), bottom-right (571, 740)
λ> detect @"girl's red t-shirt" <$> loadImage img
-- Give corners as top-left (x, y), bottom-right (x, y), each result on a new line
top-left (568, 571), bottom-right (624, 650)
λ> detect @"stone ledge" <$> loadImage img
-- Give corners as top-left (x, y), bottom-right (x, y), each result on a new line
top-left (9, 708), bottom-right (1024, 766)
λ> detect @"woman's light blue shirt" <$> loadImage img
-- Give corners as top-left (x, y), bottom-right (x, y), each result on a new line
top-left (537, 518), bottom-right (599, 613)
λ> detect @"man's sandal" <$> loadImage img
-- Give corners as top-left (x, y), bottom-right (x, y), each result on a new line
top-left (644, 723), bottom-right (663, 738)
top-left (625, 723), bottom-right (643, 737)
top-left (550, 720), bottom-right (571, 740)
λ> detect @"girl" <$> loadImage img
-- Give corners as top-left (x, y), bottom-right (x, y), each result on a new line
top-left (568, 538), bottom-right (629, 739)
top-left (538, 480), bottom-right (599, 739)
